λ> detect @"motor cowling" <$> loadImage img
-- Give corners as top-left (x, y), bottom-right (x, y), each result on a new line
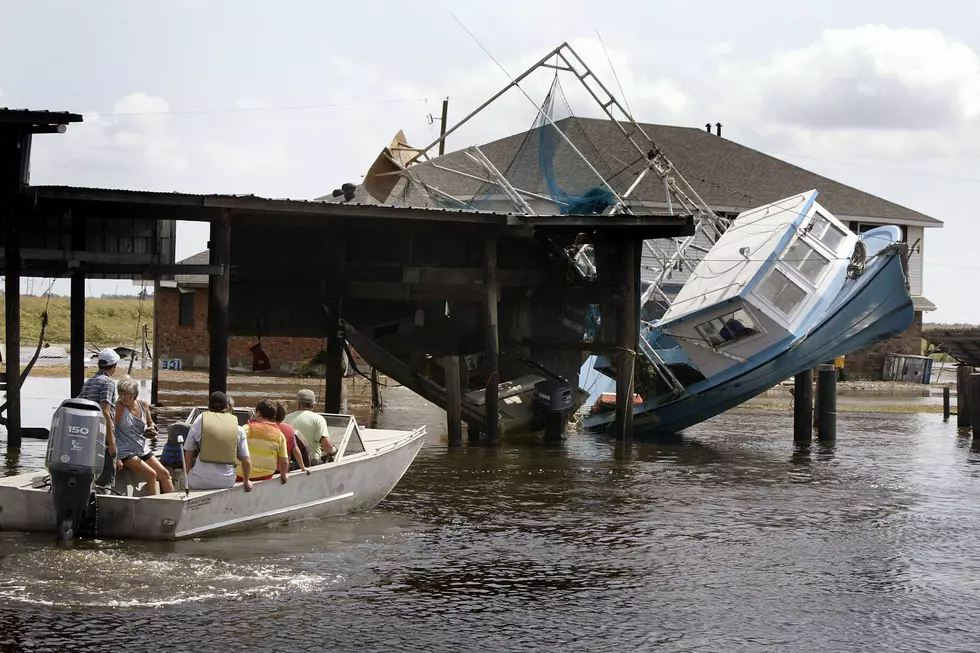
top-left (532, 379), bottom-right (575, 442)
top-left (45, 398), bottom-right (106, 543)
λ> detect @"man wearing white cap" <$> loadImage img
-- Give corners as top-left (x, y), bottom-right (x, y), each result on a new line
top-left (77, 348), bottom-right (121, 488)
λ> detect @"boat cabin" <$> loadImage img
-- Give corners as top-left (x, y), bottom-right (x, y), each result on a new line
top-left (652, 190), bottom-right (858, 379)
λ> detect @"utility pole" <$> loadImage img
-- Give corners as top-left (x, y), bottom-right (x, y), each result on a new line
top-left (438, 98), bottom-right (449, 156)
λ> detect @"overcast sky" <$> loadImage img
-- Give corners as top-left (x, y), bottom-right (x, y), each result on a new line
top-left (2, 0), bottom-right (978, 323)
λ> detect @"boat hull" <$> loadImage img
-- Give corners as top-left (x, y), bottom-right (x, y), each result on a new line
top-left (583, 245), bottom-right (914, 434)
top-left (0, 427), bottom-right (426, 540)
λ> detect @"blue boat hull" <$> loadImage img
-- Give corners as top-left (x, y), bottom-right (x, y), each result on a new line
top-left (583, 244), bottom-right (914, 435)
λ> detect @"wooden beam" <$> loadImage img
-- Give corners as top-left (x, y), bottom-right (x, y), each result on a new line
top-left (70, 211), bottom-right (85, 398)
top-left (516, 337), bottom-right (620, 354)
top-left (614, 239), bottom-right (640, 439)
top-left (346, 281), bottom-right (486, 302)
top-left (208, 210), bottom-right (231, 395)
top-left (442, 356), bottom-right (463, 446)
top-left (347, 264), bottom-right (549, 287)
top-left (325, 223), bottom-right (348, 414)
top-left (3, 209), bottom-right (21, 447)
top-left (485, 237), bottom-right (500, 444)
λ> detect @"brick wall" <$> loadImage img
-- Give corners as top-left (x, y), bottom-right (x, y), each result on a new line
top-left (843, 311), bottom-right (924, 380)
top-left (157, 287), bottom-right (325, 370)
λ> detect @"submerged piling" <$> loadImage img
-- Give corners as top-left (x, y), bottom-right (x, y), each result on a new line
top-left (815, 364), bottom-right (837, 442)
top-left (944, 386), bottom-right (951, 422)
top-left (957, 365), bottom-right (973, 429)
top-left (970, 374), bottom-right (980, 439)
top-left (793, 369), bottom-right (813, 444)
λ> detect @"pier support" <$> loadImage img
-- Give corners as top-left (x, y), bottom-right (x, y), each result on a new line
top-left (793, 369), bottom-right (813, 444)
top-left (3, 216), bottom-right (21, 448)
top-left (943, 386), bottom-right (951, 422)
top-left (484, 238), bottom-right (500, 444)
top-left (970, 373), bottom-right (980, 439)
top-left (815, 363), bottom-right (837, 442)
top-left (325, 308), bottom-right (346, 414)
top-left (614, 239), bottom-right (640, 440)
top-left (208, 210), bottom-right (231, 396)
top-left (443, 356), bottom-right (463, 447)
top-left (957, 365), bottom-right (973, 429)
top-left (370, 366), bottom-right (383, 410)
top-left (151, 278), bottom-right (160, 405)
top-left (69, 271), bottom-right (85, 397)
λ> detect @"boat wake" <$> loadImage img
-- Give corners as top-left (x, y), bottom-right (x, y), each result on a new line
top-left (0, 546), bottom-right (343, 608)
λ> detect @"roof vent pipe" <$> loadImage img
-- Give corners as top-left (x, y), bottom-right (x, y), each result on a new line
top-left (705, 123), bottom-right (711, 133)
top-left (715, 122), bottom-right (722, 137)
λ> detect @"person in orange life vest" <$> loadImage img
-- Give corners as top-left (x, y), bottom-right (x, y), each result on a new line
top-left (274, 401), bottom-right (309, 475)
top-left (236, 399), bottom-right (290, 483)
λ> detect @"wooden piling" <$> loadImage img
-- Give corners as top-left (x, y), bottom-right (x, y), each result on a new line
top-left (957, 365), bottom-right (973, 429)
top-left (971, 374), bottom-right (980, 439)
top-left (370, 366), bottom-right (383, 410)
top-left (69, 271), bottom-right (86, 398)
top-left (325, 309), bottom-right (346, 414)
top-left (815, 363), bottom-right (837, 442)
top-left (151, 278), bottom-right (161, 405)
top-left (3, 215), bottom-right (21, 448)
top-left (614, 239), bottom-right (640, 439)
top-left (484, 238), bottom-right (500, 444)
top-left (943, 386), bottom-right (951, 422)
top-left (443, 356), bottom-right (463, 446)
top-left (208, 210), bottom-right (231, 396)
top-left (793, 369), bottom-right (813, 444)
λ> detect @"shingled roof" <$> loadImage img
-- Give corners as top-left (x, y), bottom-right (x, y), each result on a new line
top-left (173, 250), bottom-right (210, 287)
top-left (324, 117), bottom-right (941, 226)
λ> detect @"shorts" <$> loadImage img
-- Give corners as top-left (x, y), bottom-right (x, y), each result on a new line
top-left (120, 452), bottom-right (155, 463)
top-left (236, 473), bottom-right (274, 482)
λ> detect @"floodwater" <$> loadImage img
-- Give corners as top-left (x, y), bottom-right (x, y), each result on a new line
top-left (3, 381), bottom-right (980, 652)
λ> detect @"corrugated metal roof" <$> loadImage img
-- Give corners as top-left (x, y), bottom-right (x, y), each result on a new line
top-left (0, 108), bottom-right (83, 124)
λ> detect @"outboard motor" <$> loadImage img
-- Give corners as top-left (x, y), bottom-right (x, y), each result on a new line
top-left (45, 398), bottom-right (106, 543)
top-left (532, 379), bottom-right (575, 442)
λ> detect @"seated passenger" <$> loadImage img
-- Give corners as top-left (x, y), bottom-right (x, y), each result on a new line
top-left (114, 375), bottom-right (173, 495)
top-left (237, 399), bottom-right (290, 484)
top-left (275, 401), bottom-right (309, 475)
top-left (284, 389), bottom-right (338, 465)
top-left (183, 391), bottom-right (253, 491)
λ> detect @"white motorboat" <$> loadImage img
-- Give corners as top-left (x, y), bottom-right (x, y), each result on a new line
top-left (0, 408), bottom-right (426, 541)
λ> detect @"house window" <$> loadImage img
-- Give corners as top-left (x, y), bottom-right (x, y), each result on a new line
top-left (178, 291), bottom-right (195, 327)
top-left (782, 238), bottom-right (830, 285)
top-left (757, 268), bottom-right (806, 316)
top-left (696, 308), bottom-right (759, 348)
top-left (809, 212), bottom-right (846, 252)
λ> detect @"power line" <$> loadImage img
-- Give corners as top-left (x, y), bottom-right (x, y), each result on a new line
top-left (102, 97), bottom-right (428, 118)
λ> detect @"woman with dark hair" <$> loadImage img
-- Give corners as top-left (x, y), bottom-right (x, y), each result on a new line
top-left (275, 401), bottom-right (310, 474)
top-left (236, 399), bottom-right (290, 484)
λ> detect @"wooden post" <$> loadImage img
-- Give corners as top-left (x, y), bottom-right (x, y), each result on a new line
top-left (370, 366), bottom-right (383, 409)
top-left (815, 363), bottom-right (837, 442)
top-left (970, 373), bottom-right (980, 439)
top-left (957, 365), bottom-right (973, 429)
top-left (614, 239), bottom-right (640, 439)
top-left (208, 210), bottom-right (231, 396)
top-left (151, 278), bottom-right (161, 405)
top-left (793, 369), bottom-right (813, 444)
top-left (438, 98), bottom-right (449, 156)
top-left (484, 238), bottom-right (500, 444)
top-left (943, 386), bottom-right (951, 422)
top-left (443, 356), bottom-right (463, 446)
top-left (4, 215), bottom-right (21, 448)
top-left (69, 270), bottom-right (86, 397)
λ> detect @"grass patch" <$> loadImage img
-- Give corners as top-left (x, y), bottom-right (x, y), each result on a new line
top-left (0, 294), bottom-right (153, 348)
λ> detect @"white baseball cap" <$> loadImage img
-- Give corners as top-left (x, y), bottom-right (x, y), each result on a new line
top-left (97, 348), bottom-right (120, 367)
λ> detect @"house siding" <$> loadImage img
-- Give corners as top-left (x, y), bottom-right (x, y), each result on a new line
top-left (156, 287), bottom-right (325, 370)
top-left (907, 225), bottom-right (923, 297)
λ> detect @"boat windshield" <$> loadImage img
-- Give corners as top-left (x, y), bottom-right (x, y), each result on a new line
top-left (757, 268), bottom-right (806, 316)
top-left (809, 212), bottom-right (846, 252)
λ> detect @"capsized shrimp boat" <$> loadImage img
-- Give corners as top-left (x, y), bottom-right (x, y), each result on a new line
top-left (0, 408), bottom-right (426, 541)
top-left (579, 189), bottom-right (915, 434)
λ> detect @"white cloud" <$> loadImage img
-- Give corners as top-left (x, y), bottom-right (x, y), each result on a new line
top-left (720, 25), bottom-right (980, 130)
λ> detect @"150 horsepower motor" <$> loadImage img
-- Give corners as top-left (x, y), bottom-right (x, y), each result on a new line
top-left (532, 379), bottom-right (575, 442)
top-left (45, 398), bottom-right (106, 543)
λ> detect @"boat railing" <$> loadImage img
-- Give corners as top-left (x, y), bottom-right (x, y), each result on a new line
top-left (638, 336), bottom-right (686, 396)
top-left (371, 427), bottom-right (427, 455)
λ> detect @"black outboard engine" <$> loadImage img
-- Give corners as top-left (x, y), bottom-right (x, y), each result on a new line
top-left (45, 398), bottom-right (106, 543)
top-left (532, 379), bottom-right (575, 442)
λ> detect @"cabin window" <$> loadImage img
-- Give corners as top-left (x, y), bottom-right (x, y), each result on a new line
top-left (809, 212), bottom-right (846, 252)
top-left (757, 268), bottom-right (806, 316)
top-left (696, 309), bottom-right (759, 347)
top-left (783, 238), bottom-right (829, 285)
top-left (178, 291), bottom-right (195, 327)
